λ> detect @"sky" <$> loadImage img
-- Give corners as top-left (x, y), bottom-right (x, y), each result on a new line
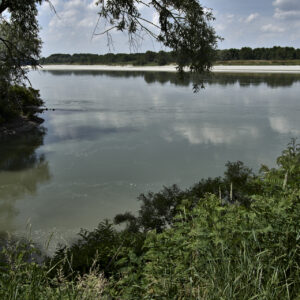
top-left (38, 0), bottom-right (300, 56)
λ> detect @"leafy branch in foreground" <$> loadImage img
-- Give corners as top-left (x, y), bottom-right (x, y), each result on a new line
top-left (0, 0), bottom-right (47, 123)
top-left (95, 0), bottom-right (220, 73)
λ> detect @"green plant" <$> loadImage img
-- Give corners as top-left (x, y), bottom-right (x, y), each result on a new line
top-left (0, 237), bottom-right (107, 299)
top-left (0, 85), bottom-right (44, 122)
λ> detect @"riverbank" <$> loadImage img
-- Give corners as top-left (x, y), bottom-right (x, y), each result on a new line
top-left (0, 115), bottom-right (44, 139)
top-left (39, 64), bottom-right (300, 73)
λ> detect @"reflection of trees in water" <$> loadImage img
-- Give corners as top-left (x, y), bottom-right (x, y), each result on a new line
top-left (205, 73), bottom-right (300, 88)
top-left (0, 127), bottom-right (51, 232)
top-left (45, 70), bottom-right (300, 88)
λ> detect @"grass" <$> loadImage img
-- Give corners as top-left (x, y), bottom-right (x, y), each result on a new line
top-left (0, 238), bottom-right (107, 300)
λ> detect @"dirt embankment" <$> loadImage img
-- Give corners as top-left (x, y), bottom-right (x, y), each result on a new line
top-left (0, 115), bottom-right (44, 139)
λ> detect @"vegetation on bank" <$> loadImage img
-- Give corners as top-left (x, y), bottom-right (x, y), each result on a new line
top-left (0, 85), bottom-right (44, 125)
top-left (40, 47), bottom-right (300, 66)
top-left (0, 236), bottom-right (107, 299)
top-left (0, 1), bottom-right (44, 127)
top-left (1, 140), bottom-right (300, 299)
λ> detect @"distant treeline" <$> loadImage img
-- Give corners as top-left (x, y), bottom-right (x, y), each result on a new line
top-left (39, 51), bottom-right (176, 66)
top-left (39, 47), bottom-right (300, 65)
top-left (217, 46), bottom-right (300, 61)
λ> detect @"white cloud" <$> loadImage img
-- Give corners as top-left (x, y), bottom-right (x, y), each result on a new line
top-left (78, 17), bottom-right (95, 28)
top-left (269, 116), bottom-right (300, 135)
top-left (87, 0), bottom-right (99, 11)
top-left (152, 11), bottom-right (160, 27)
top-left (273, 0), bottom-right (300, 19)
top-left (64, 0), bottom-right (84, 9)
top-left (261, 24), bottom-right (285, 33)
top-left (173, 124), bottom-right (258, 145)
top-left (39, 0), bottom-right (163, 55)
top-left (274, 8), bottom-right (300, 19)
top-left (245, 13), bottom-right (259, 23)
top-left (226, 14), bottom-right (235, 23)
top-left (273, 0), bottom-right (300, 11)
top-left (38, 0), bottom-right (300, 55)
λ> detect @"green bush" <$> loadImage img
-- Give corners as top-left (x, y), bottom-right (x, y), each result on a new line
top-left (8, 85), bottom-right (44, 116)
top-left (0, 84), bottom-right (21, 121)
top-left (49, 221), bottom-right (145, 280)
top-left (110, 189), bottom-right (300, 299)
top-left (0, 85), bottom-right (44, 122)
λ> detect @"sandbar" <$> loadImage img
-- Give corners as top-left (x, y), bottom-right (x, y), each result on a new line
top-left (38, 64), bottom-right (300, 73)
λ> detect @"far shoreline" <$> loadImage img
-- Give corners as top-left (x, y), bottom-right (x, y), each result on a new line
top-left (37, 64), bottom-right (300, 73)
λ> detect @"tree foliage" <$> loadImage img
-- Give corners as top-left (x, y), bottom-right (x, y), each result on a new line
top-left (217, 46), bottom-right (300, 61)
top-left (0, 0), bottom-right (42, 83)
top-left (0, 0), bottom-right (44, 122)
top-left (40, 51), bottom-right (177, 66)
top-left (95, 0), bottom-right (219, 72)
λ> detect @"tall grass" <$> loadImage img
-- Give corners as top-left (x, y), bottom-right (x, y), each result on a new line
top-left (0, 238), bottom-right (106, 299)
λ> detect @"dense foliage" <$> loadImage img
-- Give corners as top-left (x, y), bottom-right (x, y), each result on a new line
top-left (40, 51), bottom-right (177, 66)
top-left (217, 46), bottom-right (300, 61)
top-left (0, 0), bottom-right (42, 80)
top-left (0, 0), bottom-right (44, 123)
top-left (0, 85), bottom-right (44, 123)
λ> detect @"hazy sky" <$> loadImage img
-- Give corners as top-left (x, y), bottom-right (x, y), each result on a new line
top-left (38, 0), bottom-right (300, 56)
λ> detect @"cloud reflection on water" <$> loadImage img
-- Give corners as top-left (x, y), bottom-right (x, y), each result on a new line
top-left (8, 70), bottom-right (300, 236)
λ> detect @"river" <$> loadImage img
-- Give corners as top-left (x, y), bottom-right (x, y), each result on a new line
top-left (1, 70), bottom-right (300, 250)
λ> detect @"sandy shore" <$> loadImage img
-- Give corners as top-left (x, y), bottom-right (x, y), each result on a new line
top-left (38, 64), bottom-right (300, 73)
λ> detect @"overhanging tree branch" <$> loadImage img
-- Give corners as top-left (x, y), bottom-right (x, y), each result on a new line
top-left (94, 0), bottom-right (220, 73)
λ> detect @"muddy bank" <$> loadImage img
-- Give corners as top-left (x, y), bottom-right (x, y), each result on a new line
top-left (0, 116), bottom-right (44, 139)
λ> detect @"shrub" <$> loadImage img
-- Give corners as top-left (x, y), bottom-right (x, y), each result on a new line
top-left (0, 85), bottom-right (44, 122)
top-left (49, 221), bottom-right (145, 280)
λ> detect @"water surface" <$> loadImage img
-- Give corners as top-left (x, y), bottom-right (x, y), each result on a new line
top-left (1, 71), bottom-right (300, 246)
